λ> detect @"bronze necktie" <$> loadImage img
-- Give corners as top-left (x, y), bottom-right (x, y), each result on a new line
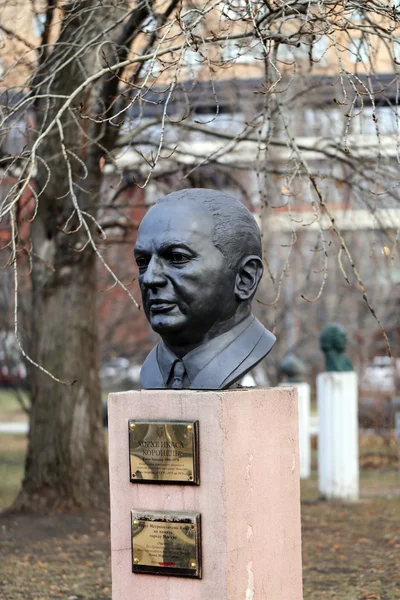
top-left (171, 360), bottom-right (185, 389)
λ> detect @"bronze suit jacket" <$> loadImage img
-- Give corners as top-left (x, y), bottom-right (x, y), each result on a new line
top-left (140, 315), bottom-right (276, 390)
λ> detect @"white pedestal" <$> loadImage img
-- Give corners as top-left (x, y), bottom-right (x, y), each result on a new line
top-left (296, 383), bottom-right (311, 480)
top-left (317, 372), bottom-right (359, 501)
top-left (108, 388), bottom-right (303, 600)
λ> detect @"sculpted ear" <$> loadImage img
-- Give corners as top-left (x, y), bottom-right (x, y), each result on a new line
top-left (234, 255), bottom-right (264, 301)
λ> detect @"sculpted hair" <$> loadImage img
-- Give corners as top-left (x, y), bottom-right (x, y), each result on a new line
top-left (157, 188), bottom-right (262, 270)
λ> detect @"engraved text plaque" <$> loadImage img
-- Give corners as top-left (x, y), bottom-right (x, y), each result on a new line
top-left (131, 510), bottom-right (202, 578)
top-left (129, 420), bottom-right (200, 484)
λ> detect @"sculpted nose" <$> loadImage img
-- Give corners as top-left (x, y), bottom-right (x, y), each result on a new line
top-left (142, 257), bottom-right (167, 288)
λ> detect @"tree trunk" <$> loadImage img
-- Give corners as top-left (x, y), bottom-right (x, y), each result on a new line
top-left (14, 237), bottom-right (108, 511)
top-left (12, 0), bottom-right (136, 511)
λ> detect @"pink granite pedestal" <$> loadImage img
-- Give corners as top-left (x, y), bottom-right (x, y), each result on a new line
top-left (108, 388), bottom-right (303, 600)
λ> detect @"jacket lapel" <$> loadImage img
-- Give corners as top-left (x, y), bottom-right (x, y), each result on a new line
top-left (190, 318), bottom-right (275, 390)
top-left (220, 328), bottom-right (276, 388)
top-left (140, 345), bottom-right (165, 388)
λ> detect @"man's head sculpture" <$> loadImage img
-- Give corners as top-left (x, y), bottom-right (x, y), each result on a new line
top-left (135, 188), bottom-right (276, 389)
top-left (280, 353), bottom-right (306, 384)
top-left (320, 323), bottom-right (353, 372)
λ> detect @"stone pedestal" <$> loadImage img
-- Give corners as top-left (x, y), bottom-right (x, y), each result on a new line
top-left (280, 382), bottom-right (311, 479)
top-left (108, 388), bottom-right (303, 600)
top-left (317, 372), bottom-right (359, 501)
top-left (297, 383), bottom-right (311, 480)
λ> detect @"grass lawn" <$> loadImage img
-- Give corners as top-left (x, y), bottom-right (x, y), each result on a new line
top-left (0, 434), bottom-right (26, 509)
top-left (0, 389), bottom-right (29, 423)
top-left (0, 433), bottom-right (399, 599)
top-left (302, 473), bottom-right (400, 600)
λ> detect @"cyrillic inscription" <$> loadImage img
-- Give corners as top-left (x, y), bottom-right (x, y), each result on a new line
top-left (129, 420), bottom-right (199, 484)
top-left (131, 510), bottom-right (202, 578)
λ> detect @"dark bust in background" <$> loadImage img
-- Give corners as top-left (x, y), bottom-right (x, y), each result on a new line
top-left (134, 188), bottom-right (276, 390)
top-left (320, 323), bottom-right (353, 372)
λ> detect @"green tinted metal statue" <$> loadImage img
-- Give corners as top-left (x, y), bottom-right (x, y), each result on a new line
top-left (280, 353), bottom-right (306, 383)
top-left (320, 323), bottom-right (353, 372)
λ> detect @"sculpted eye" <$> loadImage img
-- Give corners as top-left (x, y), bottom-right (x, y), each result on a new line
top-left (136, 256), bottom-right (149, 272)
top-left (170, 252), bottom-right (190, 265)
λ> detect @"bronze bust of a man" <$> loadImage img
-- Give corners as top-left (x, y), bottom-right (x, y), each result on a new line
top-left (320, 323), bottom-right (353, 372)
top-left (134, 188), bottom-right (276, 389)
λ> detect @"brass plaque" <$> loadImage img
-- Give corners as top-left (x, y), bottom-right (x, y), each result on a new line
top-left (128, 420), bottom-right (199, 485)
top-left (131, 510), bottom-right (202, 578)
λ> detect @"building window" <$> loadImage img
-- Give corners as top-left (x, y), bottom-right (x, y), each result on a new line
top-left (277, 37), bottom-right (328, 66)
top-left (184, 48), bottom-right (203, 72)
top-left (347, 38), bottom-right (371, 65)
top-left (33, 13), bottom-right (46, 38)
top-left (223, 39), bottom-right (264, 64)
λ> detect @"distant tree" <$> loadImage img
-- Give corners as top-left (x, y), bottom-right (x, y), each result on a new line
top-left (0, 0), bottom-right (399, 510)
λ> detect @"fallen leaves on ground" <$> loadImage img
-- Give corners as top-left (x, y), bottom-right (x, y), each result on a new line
top-left (1, 473), bottom-right (399, 599)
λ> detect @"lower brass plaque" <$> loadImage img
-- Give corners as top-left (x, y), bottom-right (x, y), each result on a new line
top-left (131, 510), bottom-right (202, 578)
top-left (129, 420), bottom-right (200, 484)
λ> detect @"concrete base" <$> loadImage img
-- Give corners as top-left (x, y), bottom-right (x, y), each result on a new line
top-left (108, 388), bottom-right (303, 600)
top-left (297, 382), bottom-right (311, 480)
top-left (317, 372), bottom-right (359, 501)
top-left (280, 382), bottom-right (311, 479)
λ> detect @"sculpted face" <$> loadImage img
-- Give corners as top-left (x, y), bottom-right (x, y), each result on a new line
top-left (333, 330), bottom-right (346, 353)
top-left (134, 199), bottom-right (239, 347)
top-left (320, 325), bottom-right (347, 354)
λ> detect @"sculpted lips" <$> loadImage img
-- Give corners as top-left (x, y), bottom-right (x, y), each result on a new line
top-left (148, 299), bottom-right (177, 313)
